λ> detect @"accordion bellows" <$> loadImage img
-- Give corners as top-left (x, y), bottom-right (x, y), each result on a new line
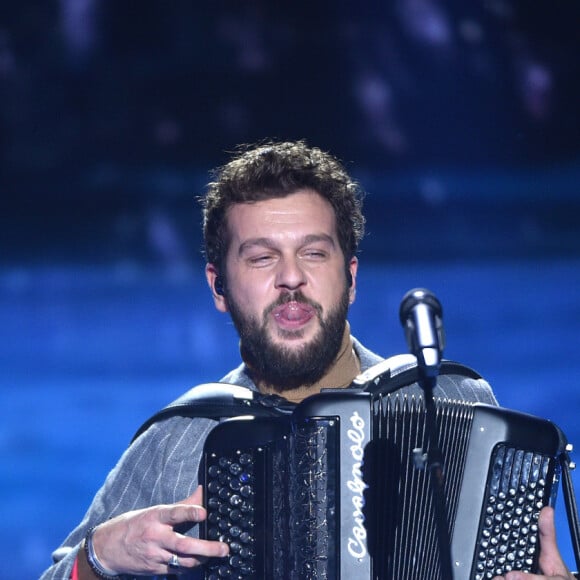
top-left (201, 388), bottom-right (565, 579)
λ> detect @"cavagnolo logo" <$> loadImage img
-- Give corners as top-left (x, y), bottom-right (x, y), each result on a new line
top-left (346, 411), bottom-right (368, 559)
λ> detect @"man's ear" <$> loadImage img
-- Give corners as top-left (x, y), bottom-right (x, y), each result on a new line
top-left (206, 263), bottom-right (228, 312)
top-left (348, 256), bottom-right (358, 305)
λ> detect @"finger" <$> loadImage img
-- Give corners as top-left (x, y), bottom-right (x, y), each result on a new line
top-left (158, 538), bottom-right (228, 572)
top-left (163, 503), bottom-right (207, 526)
top-left (182, 485), bottom-right (204, 506)
top-left (174, 538), bottom-right (230, 561)
top-left (159, 549), bottom-right (210, 571)
top-left (536, 506), bottom-right (572, 577)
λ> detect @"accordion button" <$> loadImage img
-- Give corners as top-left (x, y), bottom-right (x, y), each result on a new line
top-left (229, 463), bottom-right (242, 476)
top-left (229, 494), bottom-right (243, 507)
top-left (240, 485), bottom-right (252, 498)
top-left (240, 518), bottom-right (252, 529)
top-left (240, 502), bottom-right (252, 514)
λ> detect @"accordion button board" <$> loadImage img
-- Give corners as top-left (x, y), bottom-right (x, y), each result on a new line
top-left (200, 391), bottom-right (566, 579)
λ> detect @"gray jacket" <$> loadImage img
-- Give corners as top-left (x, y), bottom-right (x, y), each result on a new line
top-left (40, 339), bottom-right (497, 579)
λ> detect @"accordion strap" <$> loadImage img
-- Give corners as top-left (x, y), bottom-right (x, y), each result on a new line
top-left (131, 383), bottom-right (295, 443)
top-left (133, 357), bottom-right (483, 442)
top-left (353, 354), bottom-right (483, 396)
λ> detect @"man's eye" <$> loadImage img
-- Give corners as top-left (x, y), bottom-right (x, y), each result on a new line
top-left (303, 250), bottom-right (327, 259)
top-left (249, 255), bottom-right (273, 265)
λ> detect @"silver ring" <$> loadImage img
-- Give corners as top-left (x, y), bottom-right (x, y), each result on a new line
top-left (168, 553), bottom-right (180, 569)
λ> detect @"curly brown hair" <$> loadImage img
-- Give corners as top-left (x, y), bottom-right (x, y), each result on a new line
top-left (201, 140), bottom-right (366, 270)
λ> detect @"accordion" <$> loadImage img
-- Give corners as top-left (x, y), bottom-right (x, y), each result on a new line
top-left (200, 360), bottom-right (568, 580)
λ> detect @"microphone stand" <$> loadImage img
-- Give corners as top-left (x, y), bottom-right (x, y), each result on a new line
top-left (414, 366), bottom-right (454, 580)
top-left (400, 289), bottom-right (453, 579)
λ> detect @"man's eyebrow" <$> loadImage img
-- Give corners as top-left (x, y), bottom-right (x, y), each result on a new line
top-left (238, 237), bottom-right (273, 256)
top-left (237, 234), bottom-right (336, 256)
top-left (301, 233), bottom-right (336, 247)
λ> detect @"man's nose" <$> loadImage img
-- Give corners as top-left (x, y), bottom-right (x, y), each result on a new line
top-left (274, 257), bottom-right (306, 291)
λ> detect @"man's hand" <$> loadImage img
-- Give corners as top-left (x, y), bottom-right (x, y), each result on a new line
top-left (88, 486), bottom-right (229, 576)
top-left (493, 506), bottom-right (574, 580)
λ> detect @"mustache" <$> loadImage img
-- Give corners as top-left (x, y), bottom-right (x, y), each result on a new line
top-left (263, 291), bottom-right (323, 319)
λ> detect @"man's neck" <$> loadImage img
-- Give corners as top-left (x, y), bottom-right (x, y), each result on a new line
top-left (250, 322), bottom-right (361, 404)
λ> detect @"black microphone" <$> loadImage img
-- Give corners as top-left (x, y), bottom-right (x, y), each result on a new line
top-left (399, 288), bottom-right (445, 378)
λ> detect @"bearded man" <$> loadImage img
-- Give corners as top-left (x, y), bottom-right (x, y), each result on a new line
top-left (41, 141), bottom-right (573, 580)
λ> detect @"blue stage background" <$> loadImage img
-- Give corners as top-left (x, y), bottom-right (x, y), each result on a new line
top-left (2, 259), bottom-right (580, 578)
top-left (1, 2), bottom-right (580, 578)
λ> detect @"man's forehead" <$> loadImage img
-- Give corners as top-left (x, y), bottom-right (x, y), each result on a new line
top-left (222, 193), bottom-right (340, 256)
top-left (226, 192), bottom-right (336, 230)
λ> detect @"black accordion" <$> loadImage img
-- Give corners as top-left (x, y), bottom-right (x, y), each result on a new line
top-left (200, 359), bottom-right (569, 580)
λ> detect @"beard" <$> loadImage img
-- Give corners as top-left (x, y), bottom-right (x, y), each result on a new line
top-left (227, 287), bottom-right (350, 392)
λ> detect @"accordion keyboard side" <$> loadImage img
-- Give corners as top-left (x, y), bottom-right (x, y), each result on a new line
top-left (201, 416), bottom-right (292, 579)
top-left (451, 404), bottom-right (563, 580)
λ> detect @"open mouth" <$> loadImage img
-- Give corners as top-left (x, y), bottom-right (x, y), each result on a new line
top-left (271, 301), bottom-right (316, 330)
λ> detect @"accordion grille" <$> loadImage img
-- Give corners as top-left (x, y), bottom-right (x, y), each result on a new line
top-left (370, 395), bottom-right (474, 580)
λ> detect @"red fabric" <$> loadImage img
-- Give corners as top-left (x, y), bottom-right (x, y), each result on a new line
top-left (70, 555), bottom-right (79, 580)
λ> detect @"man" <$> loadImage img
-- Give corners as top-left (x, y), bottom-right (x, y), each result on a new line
top-left (41, 141), bottom-right (574, 579)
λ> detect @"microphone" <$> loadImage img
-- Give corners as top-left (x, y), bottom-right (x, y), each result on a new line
top-left (399, 288), bottom-right (445, 378)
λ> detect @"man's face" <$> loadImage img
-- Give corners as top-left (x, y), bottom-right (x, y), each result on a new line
top-left (207, 189), bottom-right (358, 390)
